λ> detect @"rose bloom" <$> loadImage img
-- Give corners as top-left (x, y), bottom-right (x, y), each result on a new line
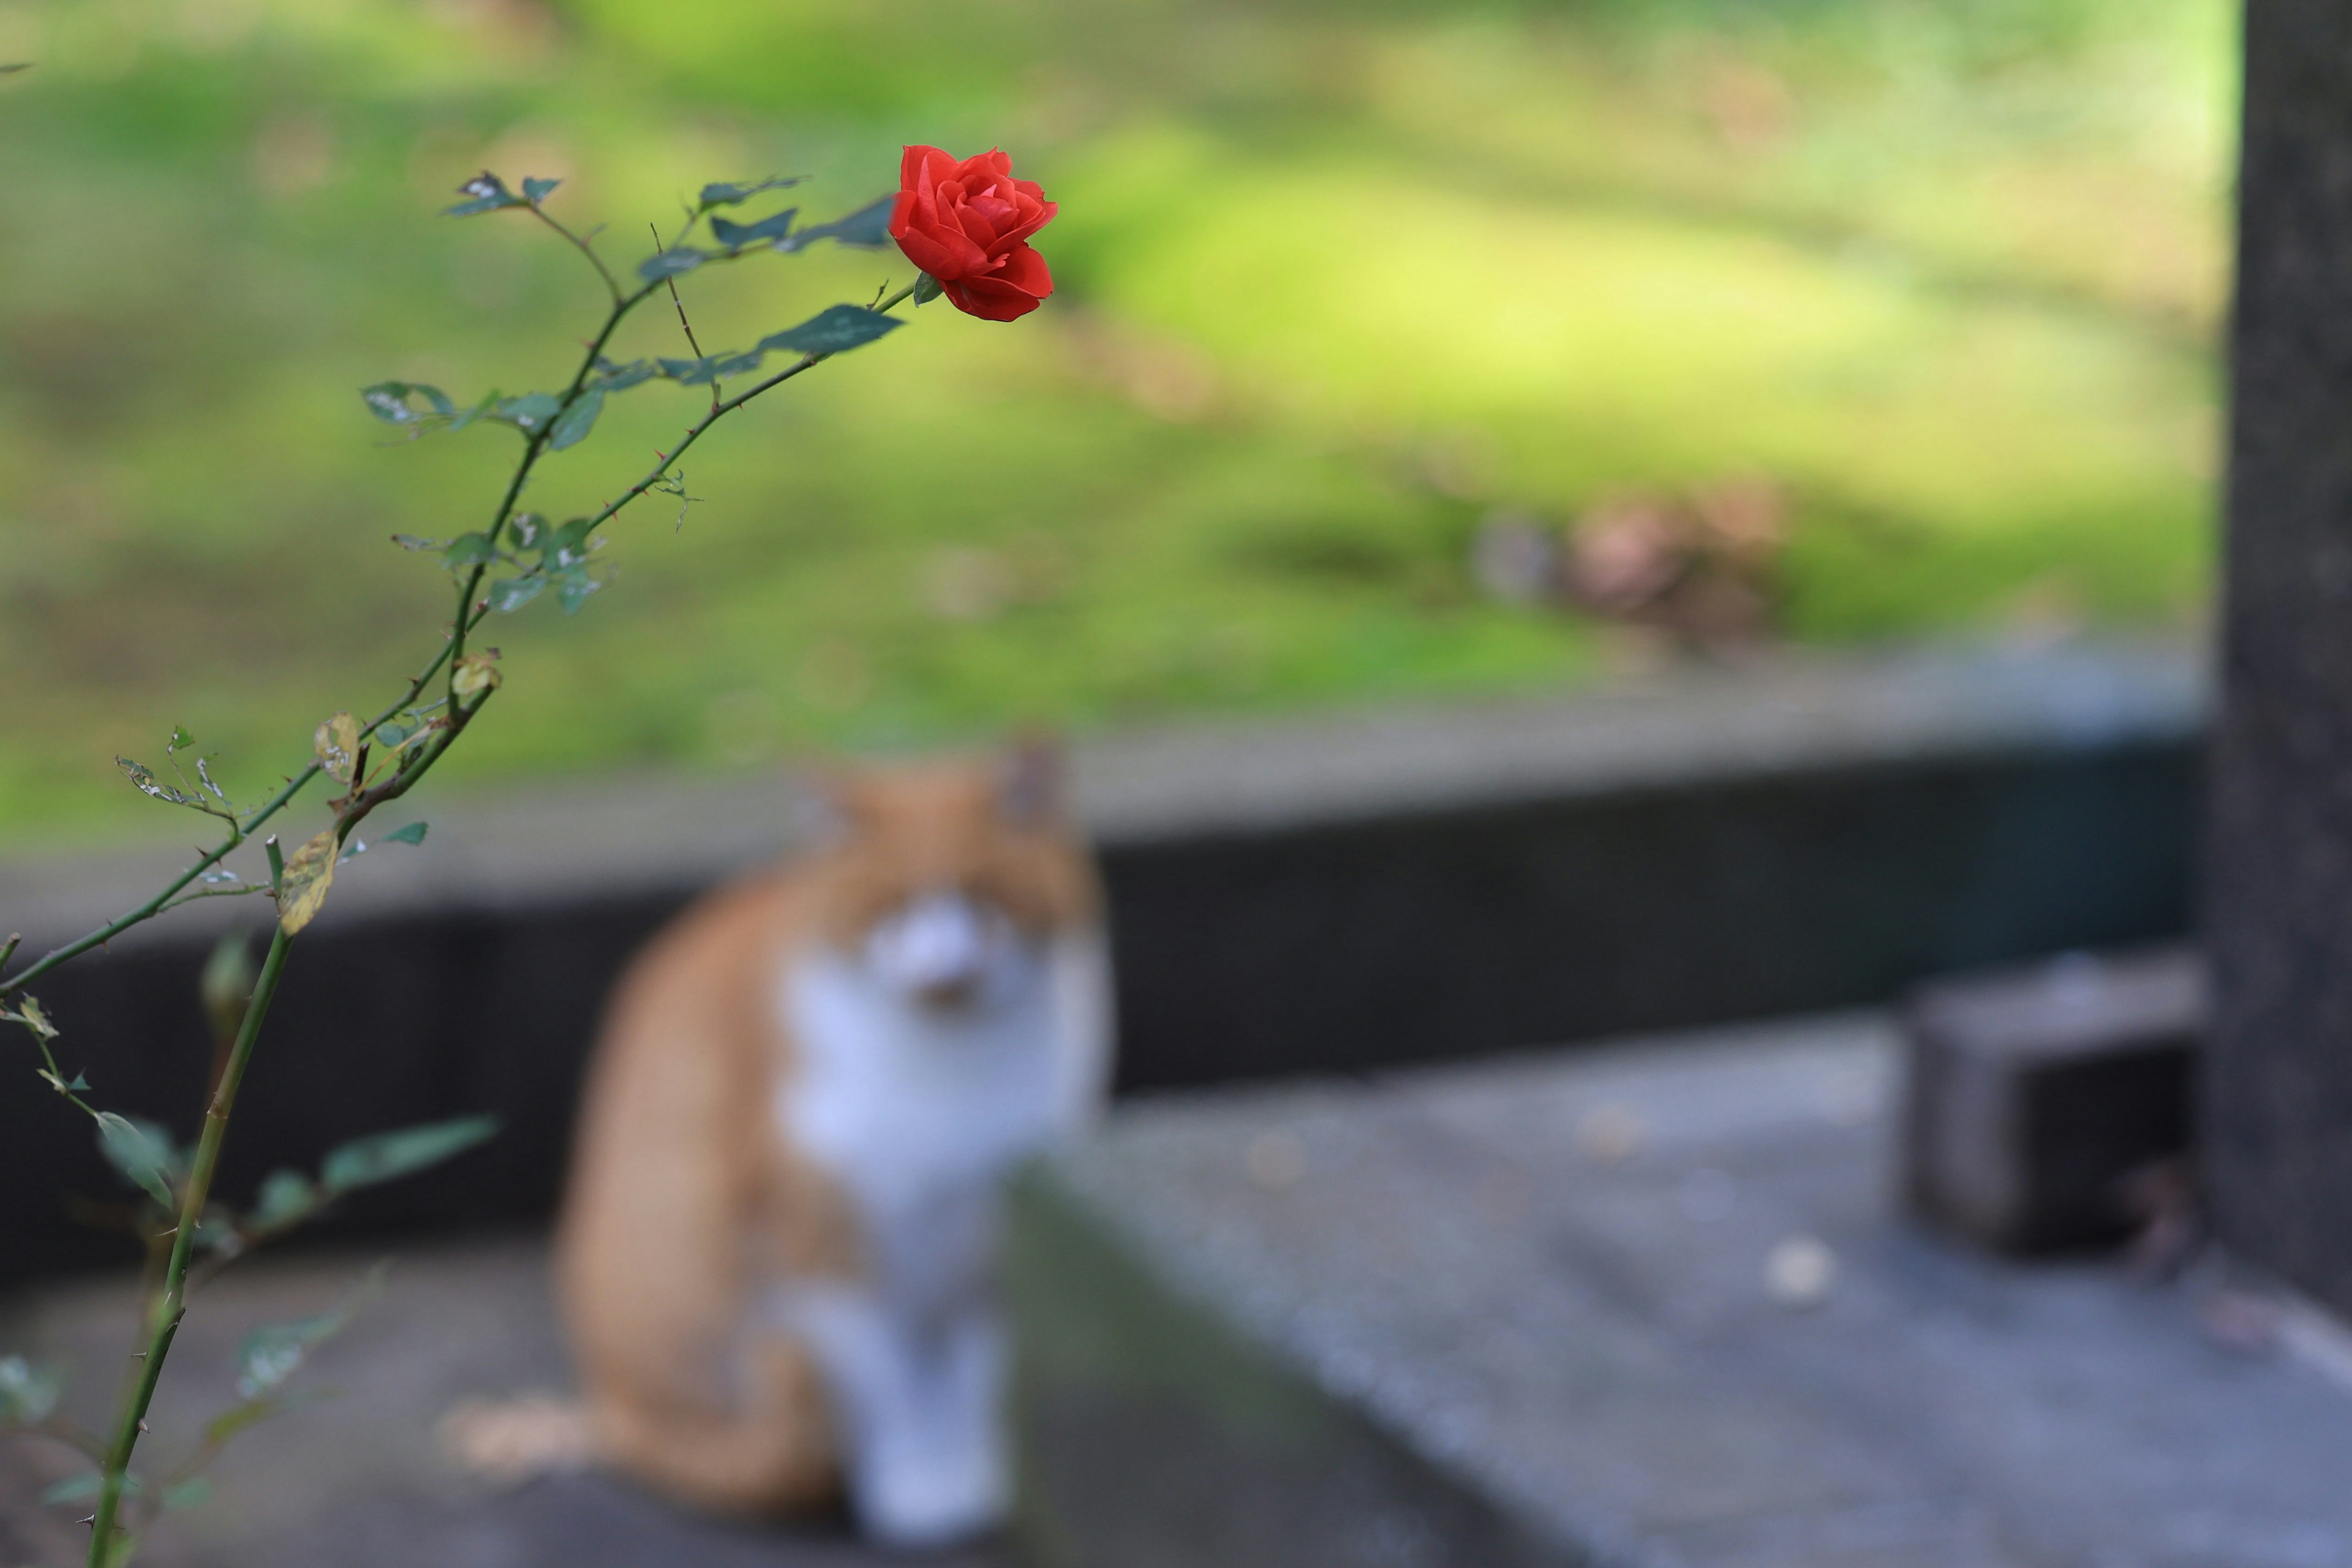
top-left (889, 145), bottom-right (1056, 322)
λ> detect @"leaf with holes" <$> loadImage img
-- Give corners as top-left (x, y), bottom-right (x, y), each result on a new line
top-left (360, 382), bottom-right (454, 426)
top-left (274, 829), bottom-right (339, 937)
top-left (314, 712), bottom-right (360, 785)
top-left (117, 757), bottom-right (200, 807)
top-left (444, 172), bottom-right (524, 217)
top-left (452, 650), bottom-right (502, 700)
top-left (486, 575), bottom-right (544, 613)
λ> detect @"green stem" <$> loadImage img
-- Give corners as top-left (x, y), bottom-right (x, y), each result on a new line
top-left (2, 272), bottom-right (913, 1003)
top-left (586, 280), bottom-right (919, 533)
top-left (85, 923), bottom-right (293, 1567)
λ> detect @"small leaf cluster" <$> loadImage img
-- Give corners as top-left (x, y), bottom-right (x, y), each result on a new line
top-left (85, 1110), bottom-right (497, 1259)
top-left (592, 302), bottom-right (903, 391)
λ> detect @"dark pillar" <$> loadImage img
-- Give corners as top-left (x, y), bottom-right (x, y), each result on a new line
top-left (2208, 0), bottom-right (2352, 1311)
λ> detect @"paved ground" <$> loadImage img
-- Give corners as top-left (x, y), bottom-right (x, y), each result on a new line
top-left (1016, 1012), bottom-right (2352, 1567)
top-left (0, 1240), bottom-right (1001, 1568)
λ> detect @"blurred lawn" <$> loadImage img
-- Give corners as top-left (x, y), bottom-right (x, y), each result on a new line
top-left (0, 0), bottom-right (2228, 841)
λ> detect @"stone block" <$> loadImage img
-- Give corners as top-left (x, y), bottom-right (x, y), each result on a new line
top-left (1010, 1015), bottom-right (2352, 1567)
top-left (1902, 946), bottom-right (2201, 1254)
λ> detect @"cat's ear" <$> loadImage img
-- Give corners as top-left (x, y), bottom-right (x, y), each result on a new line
top-left (786, 766), bottom-right (863, 849)
top-left (998, 733), bottom-right (1065, 826)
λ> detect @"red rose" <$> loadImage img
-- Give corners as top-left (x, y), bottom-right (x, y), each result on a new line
top-left (889, 145), bottom-right (1056, 323)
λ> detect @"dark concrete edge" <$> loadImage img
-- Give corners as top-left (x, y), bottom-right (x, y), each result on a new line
top-left (1003, 1161), bottom-right (1585, 1568)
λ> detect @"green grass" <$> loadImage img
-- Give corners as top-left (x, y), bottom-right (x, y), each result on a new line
top-left (0, 0), bottom-right (2231, 842)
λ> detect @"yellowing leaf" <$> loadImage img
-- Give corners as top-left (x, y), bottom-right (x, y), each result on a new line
top-left (274, 829), bottom-right (339, 936)
top-left (314, 712), bottom-right (360, 785)
top-left (452, 650), bottom-right (502, 701)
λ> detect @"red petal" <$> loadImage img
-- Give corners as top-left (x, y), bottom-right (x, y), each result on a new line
top-left (942, 276), bottom-right (1041, 321)
top-left (992, 243), bottom-right (1052, 298)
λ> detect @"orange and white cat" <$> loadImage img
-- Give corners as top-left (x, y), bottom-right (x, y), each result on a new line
top-left (554, 745), bottom-right (1110, 1546)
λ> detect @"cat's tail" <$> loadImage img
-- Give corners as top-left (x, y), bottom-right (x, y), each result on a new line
top-left (437, 1393), bottom-right (597, 1489)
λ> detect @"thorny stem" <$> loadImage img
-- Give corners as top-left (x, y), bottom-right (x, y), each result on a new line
top-left (586, 279), bottom-right (921, 533)
top-left (7, 209), bottom-right (924, 1565)
top-left (86, 922), bottom-right (292, 1568)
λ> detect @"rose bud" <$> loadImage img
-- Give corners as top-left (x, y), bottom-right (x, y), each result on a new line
top-left (889, 145), bottom-right (1057, 322)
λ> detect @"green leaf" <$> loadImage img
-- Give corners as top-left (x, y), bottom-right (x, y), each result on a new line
top-left (775, 194), bottom-right (894, 253)
top-left (234, 1265), bottom-right (385, 1400)
top-left (0, 1355), bottom-right (61, 1425)
top-left (444, 172), bottom-right (524, 217)
top-left (0, 64), bottom-right (30, 76)
top-left (445, 390), bottom-right (499, 432)
top-left (509, 513), bottom-right (547, 551)
top-left (763, 304), bottom-right (904, 356)
top-left (486, 575), bottom-right (544, 612)
top-left (546, 386), bottom-right (604, 452)
top-left (390, 533), bottom-right (445, 552)
top-left (913, 273), bottom-right (944, 306)
top-left (521, 176), bottom-right (560, 205)
top-left (443, 532), bottom-right (497, 568)
top-left (638, 247), bottom-right (704, 282)
top-left (320, 1115), bottom-right (498, 1196)
top-left (493, 393), bottom-right (562, 435)
top-left (360, 382), bottom-right (453, 426)
top-left (657, 354), bottom-right (718, 385)
top-left (251, 1170), bottom-right (317, 1229)
top-left (40, 1471), bottom-right (123, 1506)
top-left (94, 1113), bottom-right (181, 1207)
top-left (16, 996), bottom-right (57, 1040)
top-left (541, 516), bottom-right (594, 565)
top-left (697, 175), bottom-right (803, 210)
top-left (203, 1396), bottom-right (281, 1447)
top-left (594, 358), bottom-right (657, 393)
top-left (710, 208), bottom-right (796, 249)
top-left (556, 568), bottom-right (604, 617)
top-left (162, 1477), bottom-right (214, 1512)
top-left (382, 821), bottom-right (428, 847)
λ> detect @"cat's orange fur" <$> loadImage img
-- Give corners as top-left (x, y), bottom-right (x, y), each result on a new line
top-left (554, 752), bottom-right (1101, 1519)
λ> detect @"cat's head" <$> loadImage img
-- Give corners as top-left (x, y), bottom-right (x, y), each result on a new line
top-left (797, 740), bottom-right (1098, 1009)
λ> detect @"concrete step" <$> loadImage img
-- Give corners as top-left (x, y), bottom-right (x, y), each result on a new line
top-left (1006, 1014), bottom-right (2352, 1567)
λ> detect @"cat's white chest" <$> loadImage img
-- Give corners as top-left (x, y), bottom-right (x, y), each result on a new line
top-left (777, 929), bottom-right (1106, 1294)
top-left (769, 924), bottom-right (1109, 1547)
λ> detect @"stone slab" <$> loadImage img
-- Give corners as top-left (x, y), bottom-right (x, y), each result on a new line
top-left (1011, 1015), bottom-right (2352, 1567)
top-left (0, 1238), bottom-right (995, 1568)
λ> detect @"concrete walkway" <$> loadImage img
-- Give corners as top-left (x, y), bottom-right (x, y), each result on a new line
top-left (0, 1241), bottom-right (999, 1568)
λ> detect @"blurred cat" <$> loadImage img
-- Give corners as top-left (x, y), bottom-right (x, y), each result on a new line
top-left (554, 743), bottom-right (1111, 1546)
